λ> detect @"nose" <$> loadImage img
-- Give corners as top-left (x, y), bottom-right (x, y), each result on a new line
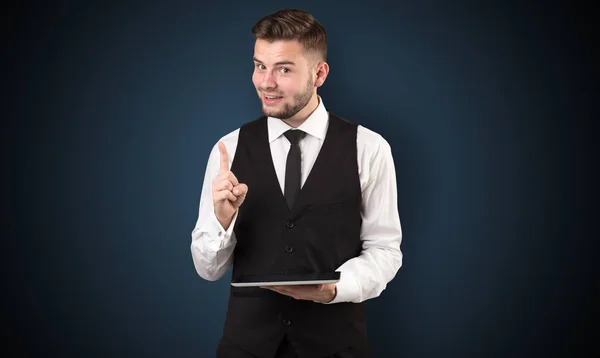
top-left (260, 71), bottom-right (277, 90)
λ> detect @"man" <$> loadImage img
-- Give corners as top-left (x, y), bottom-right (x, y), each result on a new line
top-left (191, 8), bottom-right (403, 358)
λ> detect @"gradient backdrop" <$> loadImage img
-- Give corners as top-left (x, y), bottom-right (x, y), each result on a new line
top-left (3, 1), bottom-right (596, 357)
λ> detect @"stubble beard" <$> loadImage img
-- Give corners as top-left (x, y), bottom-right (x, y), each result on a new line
top-left (259, 77), bottom-right (314, 120)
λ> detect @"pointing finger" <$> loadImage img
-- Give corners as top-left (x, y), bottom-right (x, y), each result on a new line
top-left (218, 142), bottom-right (229, 173)
top-left (222, 171), bottom-right (239, 186)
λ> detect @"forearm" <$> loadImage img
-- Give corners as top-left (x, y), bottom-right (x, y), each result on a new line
top-left (329, 231), bottom-right (403, 303)
top-left (336, 244), bottom-right (402, 302)
top-left (190, 211), bottom-right (238, 281)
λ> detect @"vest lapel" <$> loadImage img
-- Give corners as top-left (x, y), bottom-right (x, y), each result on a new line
top-left (259, 113), bottom-right (343, 216)
top-left (259, 118), bottom-right (295, 212)
top-left (288, 113), bottom-right (341, 217)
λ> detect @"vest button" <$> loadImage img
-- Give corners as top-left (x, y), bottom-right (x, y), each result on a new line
top-left (283, 319), bottom-right (291, 326)
top-left (286, 221), bottom-right (295, 228)
top-left (285, 245), bottom-right (293, 253)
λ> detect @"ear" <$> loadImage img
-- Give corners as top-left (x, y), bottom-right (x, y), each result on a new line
top-left (314, 61), bottom-right (329, 88)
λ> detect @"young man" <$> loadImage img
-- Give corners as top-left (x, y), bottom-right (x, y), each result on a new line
top-left (191, 8), bottom-right (403, 358)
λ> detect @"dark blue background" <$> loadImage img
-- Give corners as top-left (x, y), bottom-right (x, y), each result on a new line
top-left (3, 1), bottom-right (596, 357)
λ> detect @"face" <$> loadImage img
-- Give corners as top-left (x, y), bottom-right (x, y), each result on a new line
top-left (252, 39), bottom-right (328, 123)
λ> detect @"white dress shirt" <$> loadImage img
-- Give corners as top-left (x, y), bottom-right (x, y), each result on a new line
top-left (190, 97), bottom-right (403, 304)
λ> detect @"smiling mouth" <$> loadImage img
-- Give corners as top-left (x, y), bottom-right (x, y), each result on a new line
top-left (264, 95), bottom-right (283, 100)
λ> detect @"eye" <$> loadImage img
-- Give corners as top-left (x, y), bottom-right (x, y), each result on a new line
top-left (256, 64), bottom-right (266, 70)
top-left (279, 67), bottom-right (290, 73)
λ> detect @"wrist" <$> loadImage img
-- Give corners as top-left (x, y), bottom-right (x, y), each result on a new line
top-left (215, 211), bottom-right (236, 231)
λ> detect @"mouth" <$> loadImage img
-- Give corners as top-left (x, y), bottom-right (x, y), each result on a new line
top-left (263, 94), bottom-right (283, 104)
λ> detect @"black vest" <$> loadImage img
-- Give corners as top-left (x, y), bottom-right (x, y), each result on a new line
top-left (223, 113), bottom-right (368, 358)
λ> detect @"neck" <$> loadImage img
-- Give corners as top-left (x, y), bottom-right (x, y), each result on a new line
top-left (282, 93), bottom-right (320, 128)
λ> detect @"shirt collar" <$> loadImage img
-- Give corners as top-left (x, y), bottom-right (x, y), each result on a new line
top-left (267, 96), bottom-right (329, 143)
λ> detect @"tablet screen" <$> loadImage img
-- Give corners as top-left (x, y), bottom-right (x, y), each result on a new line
top-left (230, 272), bottom-right (340, 287)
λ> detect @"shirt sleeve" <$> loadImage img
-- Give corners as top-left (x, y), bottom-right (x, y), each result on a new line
top-left (190, 133), bottom-right (240, 281)
top-left (327, 129), bottom-right (403, 304)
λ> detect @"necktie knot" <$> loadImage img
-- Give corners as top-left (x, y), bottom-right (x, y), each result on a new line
top-left (284, 129), bottom-right (306, 144)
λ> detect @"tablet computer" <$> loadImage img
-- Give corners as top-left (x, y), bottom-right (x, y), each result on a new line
top-left (230, 272), bottom-right (340, 287)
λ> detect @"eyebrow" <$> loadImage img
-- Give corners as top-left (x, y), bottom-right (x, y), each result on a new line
top-left (253, 57), bottom-right (296, 66)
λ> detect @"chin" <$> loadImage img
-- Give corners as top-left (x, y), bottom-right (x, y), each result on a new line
top-left (262, 108), bottom-right (279, 118)
top-left (262, 102), bottom-right (283, 113)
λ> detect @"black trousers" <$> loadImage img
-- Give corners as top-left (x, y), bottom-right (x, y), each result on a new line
top-left (217, 335), bottom-right (371, 358)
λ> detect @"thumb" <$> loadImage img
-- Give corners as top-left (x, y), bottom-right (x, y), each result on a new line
top-left (232, 183), bottom-right (248, 206)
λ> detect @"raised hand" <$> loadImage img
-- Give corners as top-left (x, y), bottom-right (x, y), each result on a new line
top-left (212, 142), bottom-right (248, 229)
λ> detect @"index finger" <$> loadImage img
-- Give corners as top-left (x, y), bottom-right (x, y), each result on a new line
top-left (218, 141), bottom-right (229, 173)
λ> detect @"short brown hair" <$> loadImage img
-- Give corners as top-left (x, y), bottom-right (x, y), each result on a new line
top-left (251, 9), bottom-right (327, 61)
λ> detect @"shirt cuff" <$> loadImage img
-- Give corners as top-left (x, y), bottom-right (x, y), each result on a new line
top-left (325, 270), bottom-right (361, 304)
top-left (211, 210), bottom-right (238, 249)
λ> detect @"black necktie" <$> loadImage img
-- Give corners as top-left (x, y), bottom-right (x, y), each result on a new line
top-left (283, 129), bottom-right (306, 209)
